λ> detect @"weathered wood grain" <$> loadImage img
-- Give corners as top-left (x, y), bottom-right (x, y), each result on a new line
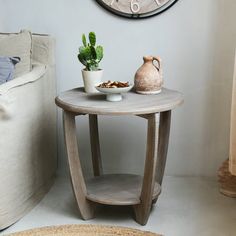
top-left (134, 113), bottom-right (159, 225)
top-left (55, 88), bottom-right (183, 115)
top-left (152, 111), bottom-right (171, 204)
top-left (86, 174), bottom-right (161, 206)
top-left (63, 111), bottom-right (95, 220)
top-left (57, 87), bottom-right (183, 225)
top-left (156, 110), bottom-right (171, 185)
top-left (89, 115), bottom-right (103, 176)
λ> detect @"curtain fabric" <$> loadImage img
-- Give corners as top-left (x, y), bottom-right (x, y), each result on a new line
top-left (230, 51), bottom-right (236, 175)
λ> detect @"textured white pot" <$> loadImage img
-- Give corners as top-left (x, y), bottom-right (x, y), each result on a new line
top-left (82, 69), bottom-right (103, 94)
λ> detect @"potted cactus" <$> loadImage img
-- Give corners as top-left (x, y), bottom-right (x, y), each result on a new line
top-left (78, 32), bottom-right (104, 93)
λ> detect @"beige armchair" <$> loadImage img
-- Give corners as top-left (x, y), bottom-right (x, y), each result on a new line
top-left (0, 34), bottom-right (57, 229)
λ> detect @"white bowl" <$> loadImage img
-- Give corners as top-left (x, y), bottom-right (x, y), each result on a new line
top-left (95, 85), bottom-right (133, 102)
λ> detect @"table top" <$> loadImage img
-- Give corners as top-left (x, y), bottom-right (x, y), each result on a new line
top-left (55, 87), bottom-right (184, 115)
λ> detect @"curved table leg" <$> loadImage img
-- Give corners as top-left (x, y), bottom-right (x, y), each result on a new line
top-left (63, 111), bottom-right (95, 220)
top-left (133, 113), bottom-right (160, 225)
top-left (89, 114), bottom-right (103, 176)
top-left (134, 111), bottom-right (172, 225)
top-left (153, 110), bottom-right (171, 204)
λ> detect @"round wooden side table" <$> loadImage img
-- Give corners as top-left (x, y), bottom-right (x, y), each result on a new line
top-left (55, 87), bottom-right (183, 225)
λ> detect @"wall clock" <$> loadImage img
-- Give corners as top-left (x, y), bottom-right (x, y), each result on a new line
top-left (96, 0), bottom-right (179, 19)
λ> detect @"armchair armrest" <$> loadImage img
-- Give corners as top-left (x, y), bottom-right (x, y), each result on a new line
top-left (32, 34), bottom-right (55, 66)
top-left (0, 64), bottom-right (46, 95)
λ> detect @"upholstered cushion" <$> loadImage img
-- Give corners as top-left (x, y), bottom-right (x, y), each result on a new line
top-left (0, 57), bottom-right (20, 85)
top-left (0, 30), bottom-right (32, 78)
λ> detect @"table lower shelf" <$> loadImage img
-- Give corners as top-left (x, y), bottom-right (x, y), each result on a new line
top-left (85, 174), bottom-right (161, 206)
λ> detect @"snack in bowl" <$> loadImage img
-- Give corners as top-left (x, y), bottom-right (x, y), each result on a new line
top-left (98, 80), bottom-right (130, 88)
top-left (96, 81), bottom-right (133, 102)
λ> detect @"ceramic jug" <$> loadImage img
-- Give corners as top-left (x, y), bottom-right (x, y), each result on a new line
top-left (134, 56), bottom-right (163, 94)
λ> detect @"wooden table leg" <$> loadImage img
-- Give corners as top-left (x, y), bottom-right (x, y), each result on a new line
top-left (153, 110), bottom-right (171, 204)
top-left (63, 111), bottom-right (95, 220)
top-left (89, 114), bottom-right (103, 176)
top-left (133, 113), bottom-right (160, 225)
top-left (134, 111), bottom-right (172, 224)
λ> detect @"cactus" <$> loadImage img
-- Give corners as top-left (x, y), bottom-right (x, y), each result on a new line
top-left (78, 32), bottom-right (104, 71)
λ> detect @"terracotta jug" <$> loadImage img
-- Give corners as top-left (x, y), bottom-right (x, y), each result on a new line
top-left (134, 56), bottom-right (163, 94)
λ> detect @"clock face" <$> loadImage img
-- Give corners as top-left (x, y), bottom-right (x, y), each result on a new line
top-left (96, 0), bottom-right (179, 18)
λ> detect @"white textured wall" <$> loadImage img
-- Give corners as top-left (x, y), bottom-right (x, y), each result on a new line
top-left (0, 0), bottom-right (235, 177)
top-left (0, 5), bottom-right (5, 31)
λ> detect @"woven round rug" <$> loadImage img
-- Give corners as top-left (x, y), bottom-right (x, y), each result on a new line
top-left (8, 225), bottom-right (162, 236)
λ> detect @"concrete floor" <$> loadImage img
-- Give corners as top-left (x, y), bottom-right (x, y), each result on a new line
top-left (1, 176), bottom-right (236, 236)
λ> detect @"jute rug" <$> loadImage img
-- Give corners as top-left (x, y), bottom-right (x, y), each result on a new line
top-left (7, 225), bottom-right (162, 236)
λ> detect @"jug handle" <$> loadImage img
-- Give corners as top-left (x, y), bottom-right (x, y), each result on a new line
top-left (152, 56), bottom-right (161, 71)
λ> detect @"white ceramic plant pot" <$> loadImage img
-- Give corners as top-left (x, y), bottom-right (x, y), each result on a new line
top-left (82, 69), bottom-right (103, 94)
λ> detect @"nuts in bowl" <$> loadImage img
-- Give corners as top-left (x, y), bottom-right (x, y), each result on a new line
top-left (97, 81), bottom-right (130, 88)
top-left (96, 81), bottom-right (133, 102)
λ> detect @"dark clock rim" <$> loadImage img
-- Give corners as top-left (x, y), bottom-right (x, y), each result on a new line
top-left (95, 0), bottom-right (179, 19)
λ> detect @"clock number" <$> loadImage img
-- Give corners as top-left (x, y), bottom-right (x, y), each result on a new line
top-left (131, 0), bottom-right (140, 13)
